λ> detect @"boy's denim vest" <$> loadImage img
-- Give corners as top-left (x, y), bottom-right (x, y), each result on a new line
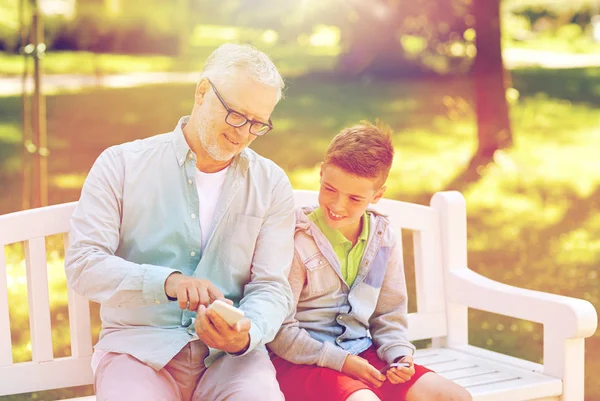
top-left (293, 207), bottom-right (411, 356)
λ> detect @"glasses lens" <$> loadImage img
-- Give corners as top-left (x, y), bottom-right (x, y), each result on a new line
top-left (250, 122), bottom-right (271, 136)
top-left (226, 111), bottom-right (247, 127)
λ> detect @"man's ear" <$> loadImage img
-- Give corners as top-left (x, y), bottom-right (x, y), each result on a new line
top-left (371, 185), bottom-right (387, 204)
top-left (195, 78), bottom-right (211, 105)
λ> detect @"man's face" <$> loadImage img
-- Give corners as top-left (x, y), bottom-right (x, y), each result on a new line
top-left (194, 75), bottom-right (278, 162)
top-left (318, 164), bottom-right (386, 232)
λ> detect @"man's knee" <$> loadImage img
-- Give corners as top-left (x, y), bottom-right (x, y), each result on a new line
top-left (95, 353), bottom-right (180, 401)
top-left (194, 351), bottom-right (283, 401)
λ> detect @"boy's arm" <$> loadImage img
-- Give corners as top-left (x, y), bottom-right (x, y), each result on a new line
top-left (268, 250), bottom-right (350, 372)
top-left (369, 230), bottom-right (416, 363)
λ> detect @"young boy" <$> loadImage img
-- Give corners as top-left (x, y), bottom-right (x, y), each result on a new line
top-left (268, 122), bottom-right (472, 401)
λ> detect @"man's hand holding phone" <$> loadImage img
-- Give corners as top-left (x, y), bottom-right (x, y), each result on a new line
top-left (195, 300), bottom-right (251, 355)
top-left (384, 355), bottom-right (415, 384)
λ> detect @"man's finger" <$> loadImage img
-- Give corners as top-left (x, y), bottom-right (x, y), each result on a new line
top-left (177, 286), bottom-right (188, 310)
top-left (187, 287), bottom-right (199, 311)
top-left (206, 309), bottom-right (232, 333)
top-left (196, 305), bottom-right (220, 344)
top-left (198, 286), bottom-right (211, 307)
top-left (235, 318), bottom-right (251, 333)
top-left (207, 283), bottom-right (224, 302)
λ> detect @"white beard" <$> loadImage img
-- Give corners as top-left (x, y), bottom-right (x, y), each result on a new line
top-left (196, 117), bottom-right (236, 162)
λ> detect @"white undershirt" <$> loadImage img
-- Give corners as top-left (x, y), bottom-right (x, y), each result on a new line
top-left (195, 166), bottom-right (229, 253)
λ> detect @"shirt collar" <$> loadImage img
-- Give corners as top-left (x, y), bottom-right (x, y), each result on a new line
top-left (312, 207), bottom-right (369, 246)
top-left (173, 116), bottom-right (192, 167)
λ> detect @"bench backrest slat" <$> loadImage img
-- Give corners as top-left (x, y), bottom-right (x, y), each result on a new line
top-left (413, 230), bottom-right (445, 315)
top-left (65, 232), bottom-right (93, 358)
top-left (0, 246), bottom-right (12, 367)
top-left (0, 202), bottom-right (76, 245)
top-left (25, 237), bottom-right (54, 362)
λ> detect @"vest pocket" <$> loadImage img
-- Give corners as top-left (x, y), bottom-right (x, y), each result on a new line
top-left (304, 254), bottom-right (341, 296)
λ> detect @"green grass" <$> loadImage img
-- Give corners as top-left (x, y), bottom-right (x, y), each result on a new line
top-left (0, 44), bottom-right (340, 76)
top-left (1, 67), bottom-right (600, 399)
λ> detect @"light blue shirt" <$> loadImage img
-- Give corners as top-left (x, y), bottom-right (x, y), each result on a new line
top-left (65, 117), bottom-right (295, 370)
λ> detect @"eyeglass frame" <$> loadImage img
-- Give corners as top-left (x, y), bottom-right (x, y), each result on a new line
top-left (207, 79), bottom-right (274, 136)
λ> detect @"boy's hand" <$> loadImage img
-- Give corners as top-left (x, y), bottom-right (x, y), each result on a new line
top-left (195, 304), bottom-right (251, 354)
top-left (342, 354), bottom-right (387, 388)
top-left (386, 355), bottom-right (415, 384)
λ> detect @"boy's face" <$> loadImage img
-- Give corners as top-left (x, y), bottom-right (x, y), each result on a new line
top-left (318, 163), bottom-right (386, 233)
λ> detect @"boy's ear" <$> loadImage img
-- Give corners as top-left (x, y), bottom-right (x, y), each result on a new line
top-left (195, 78), bottom-right (211, 105)
top-left (319, 162), bottom-right (324, 178)
top-left (371, 185), bottom-right (387, 204)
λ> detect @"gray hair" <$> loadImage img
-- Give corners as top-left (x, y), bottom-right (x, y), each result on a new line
top-left (200, 43), bottom-right (285, 101)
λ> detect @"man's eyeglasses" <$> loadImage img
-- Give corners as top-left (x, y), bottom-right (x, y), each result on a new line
top-left (208, 79), bottom-right (273, 136)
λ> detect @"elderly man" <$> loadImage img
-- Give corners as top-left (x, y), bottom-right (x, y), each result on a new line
top-left (65, 43), bottom-right (294, 401)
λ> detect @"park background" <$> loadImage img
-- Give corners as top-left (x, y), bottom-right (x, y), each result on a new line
top-left (1, 0), bottom-right (600, 399)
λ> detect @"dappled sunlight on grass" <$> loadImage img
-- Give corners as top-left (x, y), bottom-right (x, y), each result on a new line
top-left (0, 52), bottom-right (175, 76)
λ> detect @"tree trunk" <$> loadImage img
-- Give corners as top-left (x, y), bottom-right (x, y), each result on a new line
top-left (473, 0), bottom-right (513, 160)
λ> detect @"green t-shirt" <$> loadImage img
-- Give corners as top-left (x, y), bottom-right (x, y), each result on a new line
top-left (308, 207), bottom-right (369, 287)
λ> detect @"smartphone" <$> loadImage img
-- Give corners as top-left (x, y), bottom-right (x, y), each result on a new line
top-left (380, 362), bottom-right (411, 374)
top-left (206, 299), bottom-right (245, 327)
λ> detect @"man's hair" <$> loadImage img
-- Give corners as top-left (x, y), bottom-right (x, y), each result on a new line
top-left (324, 120), bottom-right (394, 187)
top-left (200, 43), bottom-right (285, 101)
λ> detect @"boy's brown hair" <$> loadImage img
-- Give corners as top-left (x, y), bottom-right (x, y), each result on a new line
top-left (324, 120), bottom-right (394, 187)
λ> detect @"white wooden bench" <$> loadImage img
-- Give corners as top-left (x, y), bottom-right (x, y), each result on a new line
top-left (0, 190), bottom-right (596, 400)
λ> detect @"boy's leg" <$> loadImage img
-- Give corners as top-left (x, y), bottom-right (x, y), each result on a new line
top-left (272, 356), bottom-right (379, 401)
top-left (405, 372), bottom-right (473, 401)
top-left (346, 389), bottom-right (381, 401)
top-left (192, 350), bottom-right (284, 401)
top-left (95, 352), bottom-right (183, 400)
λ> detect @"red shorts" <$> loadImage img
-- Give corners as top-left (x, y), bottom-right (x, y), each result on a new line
top-left (273, 346), bottom-right (432, 401)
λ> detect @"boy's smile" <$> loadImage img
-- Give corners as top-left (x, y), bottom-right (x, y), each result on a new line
top-left (318, 164), bottom-right (386, 242)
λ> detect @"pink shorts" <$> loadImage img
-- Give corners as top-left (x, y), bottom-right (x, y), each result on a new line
top-left (273, 346), bottom-right (432, 401)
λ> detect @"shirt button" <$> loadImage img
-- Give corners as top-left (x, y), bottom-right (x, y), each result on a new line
top-left (191, 213), bottom-right (196, 219)
top-left (154, 299), bottom-right (160, 304)
top-left (337, 316), bottom-right (343, 321)
top-left (188, 179), bottom-right (193, 184)
top-left (190, 251), bottom-right (196, 257)
top-left (336, 338), bottom-right (342, 343)
top-left (188, 153), bottom-right (193, 159)
top-left (318, 260), bottom-right (324, 265)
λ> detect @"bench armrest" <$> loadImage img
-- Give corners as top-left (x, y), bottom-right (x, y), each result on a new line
top-left (446, 268), bottom-right (597, 339)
